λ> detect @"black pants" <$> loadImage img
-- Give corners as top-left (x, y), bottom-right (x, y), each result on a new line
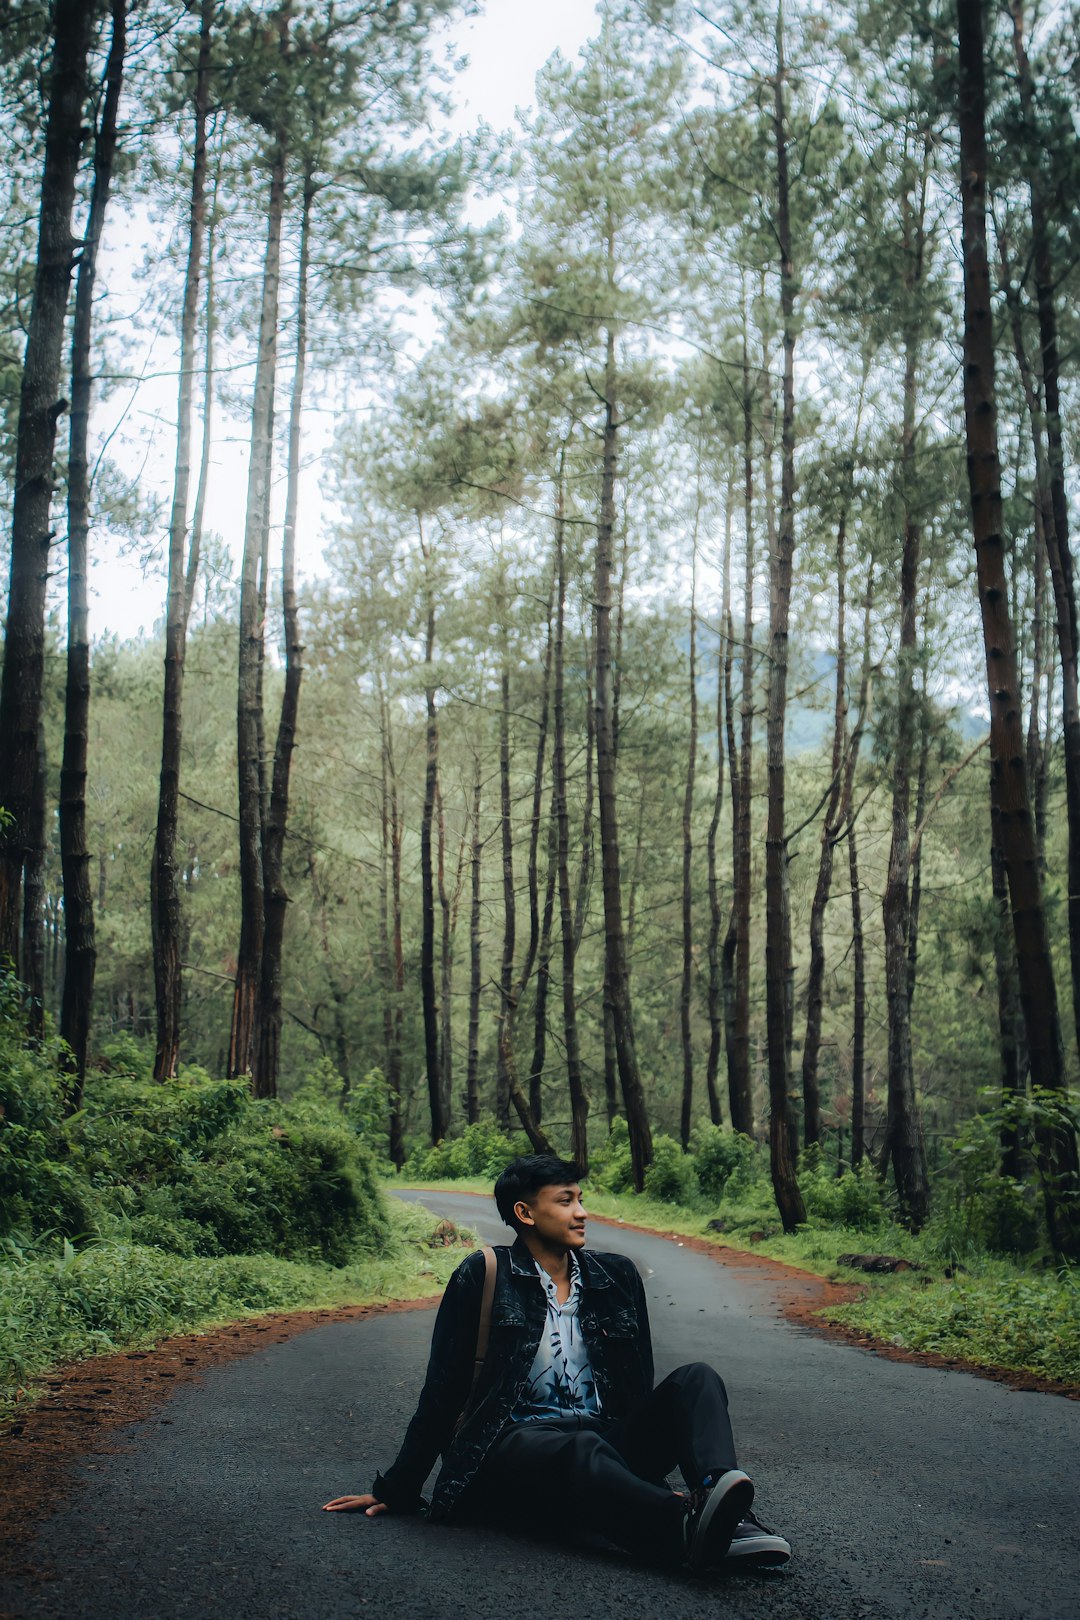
top-left (470, 1362), bottom-right (739, 1563)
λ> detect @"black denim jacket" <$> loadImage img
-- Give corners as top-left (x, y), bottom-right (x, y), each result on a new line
top-left (372, 1236), bottom-right (653, 1521)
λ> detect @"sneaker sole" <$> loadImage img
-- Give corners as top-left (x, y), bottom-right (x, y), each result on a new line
top-left (724, 1537), bottom-right (792, 1567)
top-left (688, 1471), bottom-right (755, 1572)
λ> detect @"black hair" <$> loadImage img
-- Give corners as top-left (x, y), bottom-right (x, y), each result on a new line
top-left (493, 1154), bottom-right (582, 1233)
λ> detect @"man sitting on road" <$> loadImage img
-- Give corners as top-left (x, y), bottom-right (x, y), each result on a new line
top-left (323, 1153), bottom-right (791, 1573)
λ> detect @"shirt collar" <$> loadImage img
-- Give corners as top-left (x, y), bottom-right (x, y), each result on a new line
top-left (534, 1251), bottom-right (581, 1303)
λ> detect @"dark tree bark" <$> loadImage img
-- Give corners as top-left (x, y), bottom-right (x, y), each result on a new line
top-left (529, 804), bottom-right (557, 1124)
top-left (60, 0), bottom-right (126, 1102)
top-left (709, 490), bottom-right (734, 1130)
top-left (0, 0), bottom-right (95, 968)
top-left (553, 460), bottom-right (588, 1167)
top-left (764, 4), bottom-right (805, 1230)
top-left (494, 580), bottom-right (553, 1153)
top-left (679, 543), bottom-right (699, 1149)
top-left (22, 723), bottom-right (48, 1036)
top-left (594, 325), bottom-right (652, 1188)
top-left (957, 0), bottom-right (1080, 1256)
top-left (228, 138), bottom-right (286, 1079)
top-left (801, 490), bottom-right (850, 1150)
top-left (380, 683), bottom-right (406, 1162)
top-left (419, 521), bottom-right (445, 1141)
top-left (881, 130), bottom-right (931, 1230)
top-left (376, 692), bottom-right (401, 1164)
top-left (991, 822), bottom-right (1024, 1179)
top-left (465, 751), bottom-right (483, 1127)
top-left (151, 0), bottom-right (212, 1081)
top-left (844, 569), bottom-right (874, 1168)
top-left (437, 783), bottom-right (454, 1129)
top-left (997, 223), bottom-right (1051, 876)
top-left (729, 320), bottom-right (756, 1137)
top-left (437, 782), bottom-right (466, 1131)
top-left (574, 627), bottom-right (595, 956)
top-left (906, 701), bottom-right (931, 1023)
top-left (494, 597), bottom-right (515, 1133)
top-left (1008, 0), bottom-right (1080, 1055)
top-left (251, 165), bottom-right (312, 1099)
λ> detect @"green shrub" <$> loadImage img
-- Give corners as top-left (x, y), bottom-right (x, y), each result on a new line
top-left (643, 1134), bottom-right (698, 1206)
top-left (690, 1125), bottom-right (756, 1203)
top-left (174, 1117), bottom-right (387, 1265)
top-left (588, 1118), bottom-right (636, 1194)
top-left (801, 1157), bottom-right (886, 1232)
top-left (402, 1121), bottom-right (529, 1183)
top-left (0, 971), bottom-right (94, 1239)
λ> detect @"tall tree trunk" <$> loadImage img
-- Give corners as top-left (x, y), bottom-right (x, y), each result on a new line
top-left (906, 701), bottom-right (930, 1022)
top-left (729, 317), bottom-right (756, 1136)
top-left (1009, 0), bottom-right (1080, 1056)
top-left (848, 819), bottom-right (866, 1167)
top-left (419, 521), bottom-right (445, 1141)
top-left (22, 723), bottom-right (48, 1036)
top-left (382, 685), bottom-right (406, 1161)
top-left (151, 0), bottom-right (212, 1080)
top-left (801, 497), bottom-right (849, 1150)
top-left (377, 689), bottom-right (401, 1162)
top-left (553, 456), bottom-right (589, 1166)
top-left (574, 625), bottom-right (595, 954)
top-left (992, 824), bottom-right (1024, 1179)
top-left (494, 589), bottom-right (552, 1152)
top-left (999, 225), bottom-right (1052, 876)
top-left (594, 324), bottom-right (651, 1188)
top-left (251, 166), bottom-right (311, 1099)
top-left (437, 783), bottom-right (453, 1127)
top-left (186, 204), bottom-right (216, 627)
top-left (881, 135), bottom-right (931, 1229)
top-left (844, 568), bottom-right (874, 1168)
top-left (709, 486), bottom-right (734, 1129)
top-left (0, 0), bottom-right (95, 968)
top-left (60, 0), bottom-right (126, 1101)
top-left (495, 598), bottom-right (515, 1133)
top-left (679, 540), bottom-right (699, 1148)
top-left (437, 782), bottom-right (465, 1131)
top-left (529, 806), bottom-right (557, 1123)
top-left (228, 138), bottom-right (285, 1079)
top-left (957, 0), bottom-right (1080, 1257)
top-left (465, 751), bottom-right (483, 1126)
top-left (764, 4), bottom-right (805, 1230)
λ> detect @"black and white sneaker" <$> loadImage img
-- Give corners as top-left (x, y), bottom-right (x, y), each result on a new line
top-left (683, 1470), bottom-right (755, 1571)
top-left (723, 1510), bottom-right (792, 1567)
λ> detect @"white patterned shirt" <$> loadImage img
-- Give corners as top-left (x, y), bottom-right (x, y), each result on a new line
top-left (510, 1253), bottom-right (603, 1422)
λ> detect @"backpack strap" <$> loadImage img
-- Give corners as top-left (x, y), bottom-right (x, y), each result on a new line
top-left (473, 1244), bottom-right (497, 1380)
top-left (456, 1244), bottom-right (496, 1431)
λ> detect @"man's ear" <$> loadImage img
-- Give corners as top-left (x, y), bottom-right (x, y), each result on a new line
top-left (513, 1198), bottom-right (535, 1229)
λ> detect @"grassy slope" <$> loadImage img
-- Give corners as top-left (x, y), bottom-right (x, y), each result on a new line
top-left (0, 1198), bottom-right (469, 1416)
top-left (397, 1179), bottom-right (1080, 1386)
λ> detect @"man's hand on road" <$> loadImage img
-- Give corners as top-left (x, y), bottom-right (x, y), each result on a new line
top-left (322, 1494), bottom-right (388, 1515)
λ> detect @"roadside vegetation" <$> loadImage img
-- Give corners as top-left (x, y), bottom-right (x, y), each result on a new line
top-left (401, 1116), bottom-right (1080, 1387)
top-left (3, 969), bottom-right (1076, 1410)
top-left (0, 985), bottom-right (467, 1417)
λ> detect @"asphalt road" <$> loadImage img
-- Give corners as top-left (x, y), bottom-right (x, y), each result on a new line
top-left (5, 1188), bottom-right (1077, 1620)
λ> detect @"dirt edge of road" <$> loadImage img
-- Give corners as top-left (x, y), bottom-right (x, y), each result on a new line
top-left (0, 1295), bottom-right (441, 1594)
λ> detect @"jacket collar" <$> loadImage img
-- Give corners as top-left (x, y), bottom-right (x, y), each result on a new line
top-left (507, 1234), bottom-right (612, 1288)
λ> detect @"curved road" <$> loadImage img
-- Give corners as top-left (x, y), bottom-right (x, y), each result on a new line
top-left (5, 1189), bottom-right (1077, 1619)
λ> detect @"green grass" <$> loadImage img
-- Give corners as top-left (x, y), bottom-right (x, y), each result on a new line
top-left (822, 1265), bottom-right (1080, 1383)
top-left (0, 1197), bottom-right (470, 1418)
top-left (394, 1176), bottom-right (1080, 1387)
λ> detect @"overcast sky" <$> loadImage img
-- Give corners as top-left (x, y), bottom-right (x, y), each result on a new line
top-left (84, 0), bottom-right (604, 641)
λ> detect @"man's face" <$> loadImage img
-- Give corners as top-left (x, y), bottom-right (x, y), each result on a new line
top-left (514, 1182), bottom-right (587, 1251)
